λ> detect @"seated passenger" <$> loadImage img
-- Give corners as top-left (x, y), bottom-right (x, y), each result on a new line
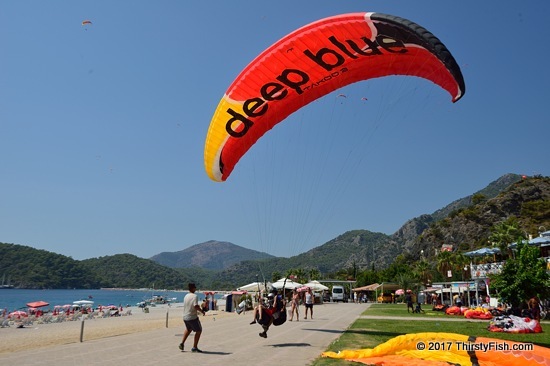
top-left (250, 290), bottom-right (284, 338)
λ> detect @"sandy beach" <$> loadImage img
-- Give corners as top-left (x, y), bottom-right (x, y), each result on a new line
top-left (0, 303), bottom-right (231, 354)
top-left (1, 302), bottom-right (370, 366)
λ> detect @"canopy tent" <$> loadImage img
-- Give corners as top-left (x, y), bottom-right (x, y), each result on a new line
top-left (26, 301), bottom-right (49, 308)
top-left (353, 283), bottom-right (381, 292)
top-left (237, 281), bottom-right (271, 292)
top-left (352, 282), bottom-right (401, 303)
top-left (353, 283), bottom-right (401, 292)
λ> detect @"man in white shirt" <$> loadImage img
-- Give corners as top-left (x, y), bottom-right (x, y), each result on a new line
top-left (179, 283), bottom-right (205, 353)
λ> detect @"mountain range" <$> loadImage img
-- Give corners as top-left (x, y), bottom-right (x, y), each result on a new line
top-left (147, 173), bottom-right (549, 287)
top-left (2, 173), bottom-right (548, 289)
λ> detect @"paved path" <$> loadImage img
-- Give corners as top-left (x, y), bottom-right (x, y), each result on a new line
top-left (0, 302), bottom-right (370, 366)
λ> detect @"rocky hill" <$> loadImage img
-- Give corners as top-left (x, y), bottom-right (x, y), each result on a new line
top-left (392, 173), bottom-right (524, 256)
top-left (149, 240), bottom-right (274, 270)
top-left (202, 174), bottom-right (550, 285)
top-left (411, 175), bottom-right (550, 258)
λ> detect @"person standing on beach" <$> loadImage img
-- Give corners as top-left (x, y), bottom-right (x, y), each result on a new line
top-left (304, 287), bottom-right (313, 319)
top-left (289, 288), bottom-right (300, 321)
top-left (179, 283), bottom-right (205, 353)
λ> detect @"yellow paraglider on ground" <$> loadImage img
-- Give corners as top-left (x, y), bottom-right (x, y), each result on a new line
top-left (322, 332), bottom-right (550, 366)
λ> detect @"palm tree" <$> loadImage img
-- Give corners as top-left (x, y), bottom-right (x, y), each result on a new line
top-left (489, 218), bottom-right (526, 259)
top-left (294, 268), bottom-right (306, 283)
top-left (308, 268), bottom-right (321, 281)
top-left (396, 273), bottom-right (416, 293)
top-left (452, 253), bottom-right (470, 280)
top-left (436, 250), bottom-right (454, 279)
top-left (414, 260), bottom-right (432, 286)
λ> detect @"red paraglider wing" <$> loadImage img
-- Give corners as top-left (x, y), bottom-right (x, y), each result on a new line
top-left (204, 12), bottom-right (465, 182)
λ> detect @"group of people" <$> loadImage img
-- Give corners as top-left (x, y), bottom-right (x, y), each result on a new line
top-left (179, 282), bottom-right (319, 352)
top-left (289, 287), bottom-right (314, 321)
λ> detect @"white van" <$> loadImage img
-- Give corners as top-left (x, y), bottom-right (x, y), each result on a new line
top-left (331, 285), bottom-right (345, 302)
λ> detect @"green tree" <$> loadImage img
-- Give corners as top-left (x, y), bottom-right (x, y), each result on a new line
top-left (489, 218), bottom-right (525, 259)
top-left (381, 254), bottom-right (414, 281)
top-left (472, 193), bottom-right (487, 205)
top-left (396, 273), bottom-right (416, 293)
top-left (436, 250), bottom-right (454, 279)
top-left (271, 271), bottom-right (281, 282)
top-left (452, 253), bottom-right (471, 281)
top-left (308, 268), bottom-right (321, 281)
top-left (293, 268), bottom-right (306, 283)
top-left (490, 242), bottom-right (549, 309)
top-left (413, 260), bottom-right (433, 286)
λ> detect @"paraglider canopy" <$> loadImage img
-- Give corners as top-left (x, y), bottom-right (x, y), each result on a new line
top-left (204, 11), bottom-right (465, 182)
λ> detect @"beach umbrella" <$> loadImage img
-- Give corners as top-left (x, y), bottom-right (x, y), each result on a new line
top-left (73, 300), bottom-right (94, 305)
top-left (272, 278), bottom-right (303, 290)
top-left (8, 310), bottom-right (28, 318)
top-left (509, 236), bottom-right (550, 249)
top-left (463, 247), bottom-right (500, 257)
top-left (529, 236), bottom-right (550, 246)
top-left (303, 280), bottom-right (329, 292)
top-left (26, 301), bottom-right (49, 308)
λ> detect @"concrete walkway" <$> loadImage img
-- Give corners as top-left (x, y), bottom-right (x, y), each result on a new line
top-left (0, 302), bottom-right (370, 366)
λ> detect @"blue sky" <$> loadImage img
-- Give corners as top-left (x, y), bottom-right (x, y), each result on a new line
top-left (1, 1), bottom-right (549, 261)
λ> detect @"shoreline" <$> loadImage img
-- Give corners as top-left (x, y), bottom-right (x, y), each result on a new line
top-left (0, 303), bottom-right (232, 354)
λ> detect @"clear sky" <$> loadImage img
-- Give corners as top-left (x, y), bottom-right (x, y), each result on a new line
top-left (1, 1), bottom-right (549, 261)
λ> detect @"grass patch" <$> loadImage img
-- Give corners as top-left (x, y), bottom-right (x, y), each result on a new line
top-left (310, 304), bottom-right (550, 366)
top-left (359, 303), bottom-right (447, 318)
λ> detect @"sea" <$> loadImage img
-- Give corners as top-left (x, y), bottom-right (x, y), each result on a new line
top-left (0, 288), bottom-right (225, 312)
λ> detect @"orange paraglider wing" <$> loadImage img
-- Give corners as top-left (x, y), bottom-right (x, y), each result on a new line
top-left (204, 12), bottom-right (465, 182)
top-left (82, 20), bottom-right (92, 25)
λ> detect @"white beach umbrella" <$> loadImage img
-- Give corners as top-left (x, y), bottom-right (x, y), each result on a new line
top-left (304, 280), bottom-right (328, 291)
top-left (272, 278), bottom-right (303, 290)
top-left (73, 300), bottom-right (94, 306)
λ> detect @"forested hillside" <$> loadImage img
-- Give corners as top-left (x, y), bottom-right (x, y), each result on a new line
top-left (1, 174), bottom-right (548, 289)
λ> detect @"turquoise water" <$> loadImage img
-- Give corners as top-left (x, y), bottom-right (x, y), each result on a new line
top-left (0, 288), bottom-right (223, 312)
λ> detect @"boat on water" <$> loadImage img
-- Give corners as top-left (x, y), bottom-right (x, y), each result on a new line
top-left (137, 294), bottom-right (177, 308)
top-left (1, 274), bottom-right (14, 289)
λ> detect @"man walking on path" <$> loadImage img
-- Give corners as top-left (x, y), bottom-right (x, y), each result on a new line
top-left (180, 283), bottom-right (205, 353)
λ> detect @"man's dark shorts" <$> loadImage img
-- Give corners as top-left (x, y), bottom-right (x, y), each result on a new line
top-left (184, 318), bottom-right (202, 332)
